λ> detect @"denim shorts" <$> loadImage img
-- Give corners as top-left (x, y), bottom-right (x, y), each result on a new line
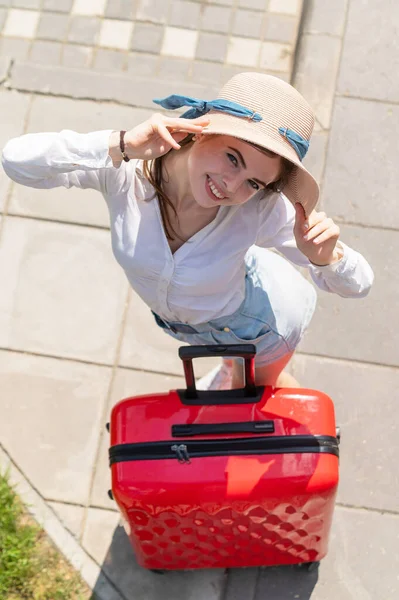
top-left (152, 247), bottom-right (317, 366)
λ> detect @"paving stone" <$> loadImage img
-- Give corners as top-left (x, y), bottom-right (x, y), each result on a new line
top-left (83, 508), bottom-right (226, 600)
top-left (322, 97), bottom-right (399, 228)
top-left (0, 216), bottom-right (129, 363)
top-left (338, 0), bottom-right (399, 102)
top-left (227, 36), bottom-right (260, 67)
top-left (0, 36), bottom-right (30, 59)
top-left (269, 0), bottom-right (301, 15)
top-left (161, 26), bottom-right (198, 59)
top-left (264, 13), bottom-right (297, 43)
top-left (294, 34), bottom-right (341, 130)
top-left (105, 0), bottom-right (137, 19)
top-left (36, 11), bottom-right (69, 41)
top-left (0, 55), bottom-right (10, 80)
top-left (196, 31), bottom-right (228, 62)
top-left (260, 40), bottom-right (292, 72)
top-left (3, 8), bottom-right (40, 38)
top-left (98, 18), bottom-right (133, 50)
top-left (0, 7), bottom-right (6, 29)
top-left (82, 507), bottom-right (122, 562)
top-left (192, 60), bottom-right (223, 84)
top-left (238, 0), bottom-right (267, 10)
top-left (169, 0), bottom-right (201, 30)
top-left (255, 507), bottom-right (399, 599)
top-left (291, 354), bottom-right (399, 513)
top-left (12, 0), bottom-right (40, 8)
top-left (0, 90), bottom-right (30, 212)
top-left (90, 367), bottom-right (184, 509)
top-left (119, 289), bottom-right (222, 376)
top-left (302, 129), bottom-right (328, 185)
top-left (29, 39), bottom-right (62, 64)
top-left (159, 56), bottom-right (190, 79)
top-left (299, 224), bottom-right (397, 367)
top-left (130, 22), bottom-right (164, 53)
top-left (127, 51), bottom-right (159, 75)
top-left (201, 4), bottom-right (231, 34)
top-left (62, 43), bottom-right (93, 68)
top-left (9, 95), bottom-right (150, 226)
top-left (224, 568), bottom-right (259, 600)
top-left (136, 0), bottom-right (169, 24)
top-left (68, 15), bottom-right (101, 45)
top-left (48, 501), bottom-right (85, 539)
top-left (93, 47), bottom-right (127, 71)
top-left (43, 0), bottom-right (73, 12)
top-left (10, 62), bottom-right (218, 108)
top-left (0, 350), bottom-right (111, 504)
top-left (232, 8), bottom-right (263, 38)
top-left (72, 0), bottom-right (107, 17)
top-left (303, 0), bottom-right (347, 36)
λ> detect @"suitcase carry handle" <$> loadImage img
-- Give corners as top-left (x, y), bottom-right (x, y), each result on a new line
top-left (178, 344), bottom-right (261, 404)
top-left (172, 420), bottom-right (275, 437)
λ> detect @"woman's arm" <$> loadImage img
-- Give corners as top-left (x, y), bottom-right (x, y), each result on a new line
top-left (256, 195), bottom-right (374, 298)
top-left (1, 129), bottom-right (132, 194)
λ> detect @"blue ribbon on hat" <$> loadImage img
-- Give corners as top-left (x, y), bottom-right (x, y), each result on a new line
top-left (153, 94), bottom-right (263, 122)
top-left (153, 94), bottom-right (309, 161)
top-left (278, 127), bottom-right (309, 161)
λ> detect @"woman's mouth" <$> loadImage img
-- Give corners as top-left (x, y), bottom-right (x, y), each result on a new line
top-left (205, 175), bottom-right (227, 201)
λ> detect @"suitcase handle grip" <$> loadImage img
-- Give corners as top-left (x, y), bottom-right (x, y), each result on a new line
top-left (172, 420), bottom-right (275, 437)
top-left (178, 344), bottom-right (257, 400)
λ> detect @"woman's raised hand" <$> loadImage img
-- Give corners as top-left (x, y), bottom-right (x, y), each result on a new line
top-left (109, 113), bottom-right (210, 164)
top-left (294, 202), bottom-right (342, 266)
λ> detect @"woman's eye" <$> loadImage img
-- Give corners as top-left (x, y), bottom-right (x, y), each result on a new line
top-left (248, 180), bottom-right (260, 190)
top-left (227, 153), bottom-right (238, 166)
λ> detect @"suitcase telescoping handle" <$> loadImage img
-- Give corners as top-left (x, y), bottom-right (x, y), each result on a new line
top-left (178, 344), bottom-right (260, 404)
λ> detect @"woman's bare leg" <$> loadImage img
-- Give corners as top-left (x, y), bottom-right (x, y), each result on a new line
top-left (228, 351), bottom-right (300, 389)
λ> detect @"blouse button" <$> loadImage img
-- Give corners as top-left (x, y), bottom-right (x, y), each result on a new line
top-left (223, 327), bottom-right (230, 332)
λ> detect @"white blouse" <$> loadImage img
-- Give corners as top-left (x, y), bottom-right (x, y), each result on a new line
top-left (2, 129), bottom-right (374, 324)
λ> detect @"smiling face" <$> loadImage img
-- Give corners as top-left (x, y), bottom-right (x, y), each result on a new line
top-left (186, 134), bottom-right (283, 209)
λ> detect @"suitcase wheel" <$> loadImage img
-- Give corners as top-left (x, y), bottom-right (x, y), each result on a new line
top-left (150, 569), bottom-right (167, 575)
top-left (301, 561), bottom-right (320, 572)
top-left (105, 422), bottom-right (110, 432)
top-left (336, 426), bottom-right (341, 444)
top-left (107, 489), bottom-right (114, 501)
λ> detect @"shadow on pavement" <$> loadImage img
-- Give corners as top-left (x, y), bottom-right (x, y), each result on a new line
top-left (91, 523), bottom-right (227, 600)
top-left (253, 564), bottom-right (319, 599)
top-left (90, 523), bottom-right (319, 600)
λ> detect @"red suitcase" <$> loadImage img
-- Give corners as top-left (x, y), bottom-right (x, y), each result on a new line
top-left (108, 344), bottom-right (339, 572)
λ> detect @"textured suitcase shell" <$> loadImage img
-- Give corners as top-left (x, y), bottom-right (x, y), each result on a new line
top-left (109, 384), bottom-right (339, 571)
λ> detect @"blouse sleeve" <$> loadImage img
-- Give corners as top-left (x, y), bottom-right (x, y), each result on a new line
top-left (1, 129), bottom-right (133, 197)
top-left (255, 193), bottom-right (374, 298)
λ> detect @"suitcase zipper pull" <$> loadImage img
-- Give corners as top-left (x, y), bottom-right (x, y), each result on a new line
top-left (171, 444), bottom-right (191, 464)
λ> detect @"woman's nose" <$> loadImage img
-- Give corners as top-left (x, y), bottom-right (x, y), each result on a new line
top-left (223, 174), bottom-right (243, 194)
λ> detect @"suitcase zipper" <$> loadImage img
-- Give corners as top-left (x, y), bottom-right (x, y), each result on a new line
top-left (109, 434), bottom-right (339, 465)
top-left (171, 444), bottom-right (191, 464)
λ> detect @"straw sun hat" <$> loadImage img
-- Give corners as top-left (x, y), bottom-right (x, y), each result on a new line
top-left (154, 72), bottom-right (319, 216)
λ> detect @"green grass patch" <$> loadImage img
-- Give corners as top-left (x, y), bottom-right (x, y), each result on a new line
top-left (0, 470), bottom-right (92, 600)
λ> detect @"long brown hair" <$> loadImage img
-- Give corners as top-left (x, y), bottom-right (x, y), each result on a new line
top-left (143, 135), bottom-right (294, 242)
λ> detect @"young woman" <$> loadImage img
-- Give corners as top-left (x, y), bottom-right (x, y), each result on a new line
top-left (2, 72), bottom-right (373, 389)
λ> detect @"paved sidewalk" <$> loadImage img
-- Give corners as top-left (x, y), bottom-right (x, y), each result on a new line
top-left (1, 0), bottom-right (399, 599)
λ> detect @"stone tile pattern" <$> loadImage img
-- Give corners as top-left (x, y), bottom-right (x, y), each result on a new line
top-left (0, 0), bottom-right (304, 84)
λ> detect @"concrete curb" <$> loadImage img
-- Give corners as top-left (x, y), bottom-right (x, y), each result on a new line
top-left (0, 443), bottom-right (125, 600)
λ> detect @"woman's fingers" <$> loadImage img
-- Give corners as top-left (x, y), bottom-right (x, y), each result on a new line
top-left (304, 218), bottom-right (334, 242)
top-left (312, 225), bottom-right (340, 245)
top-left (156, 122), bottom-right (182, 150)
top-left (163, 116), bottom-right (210, 132)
